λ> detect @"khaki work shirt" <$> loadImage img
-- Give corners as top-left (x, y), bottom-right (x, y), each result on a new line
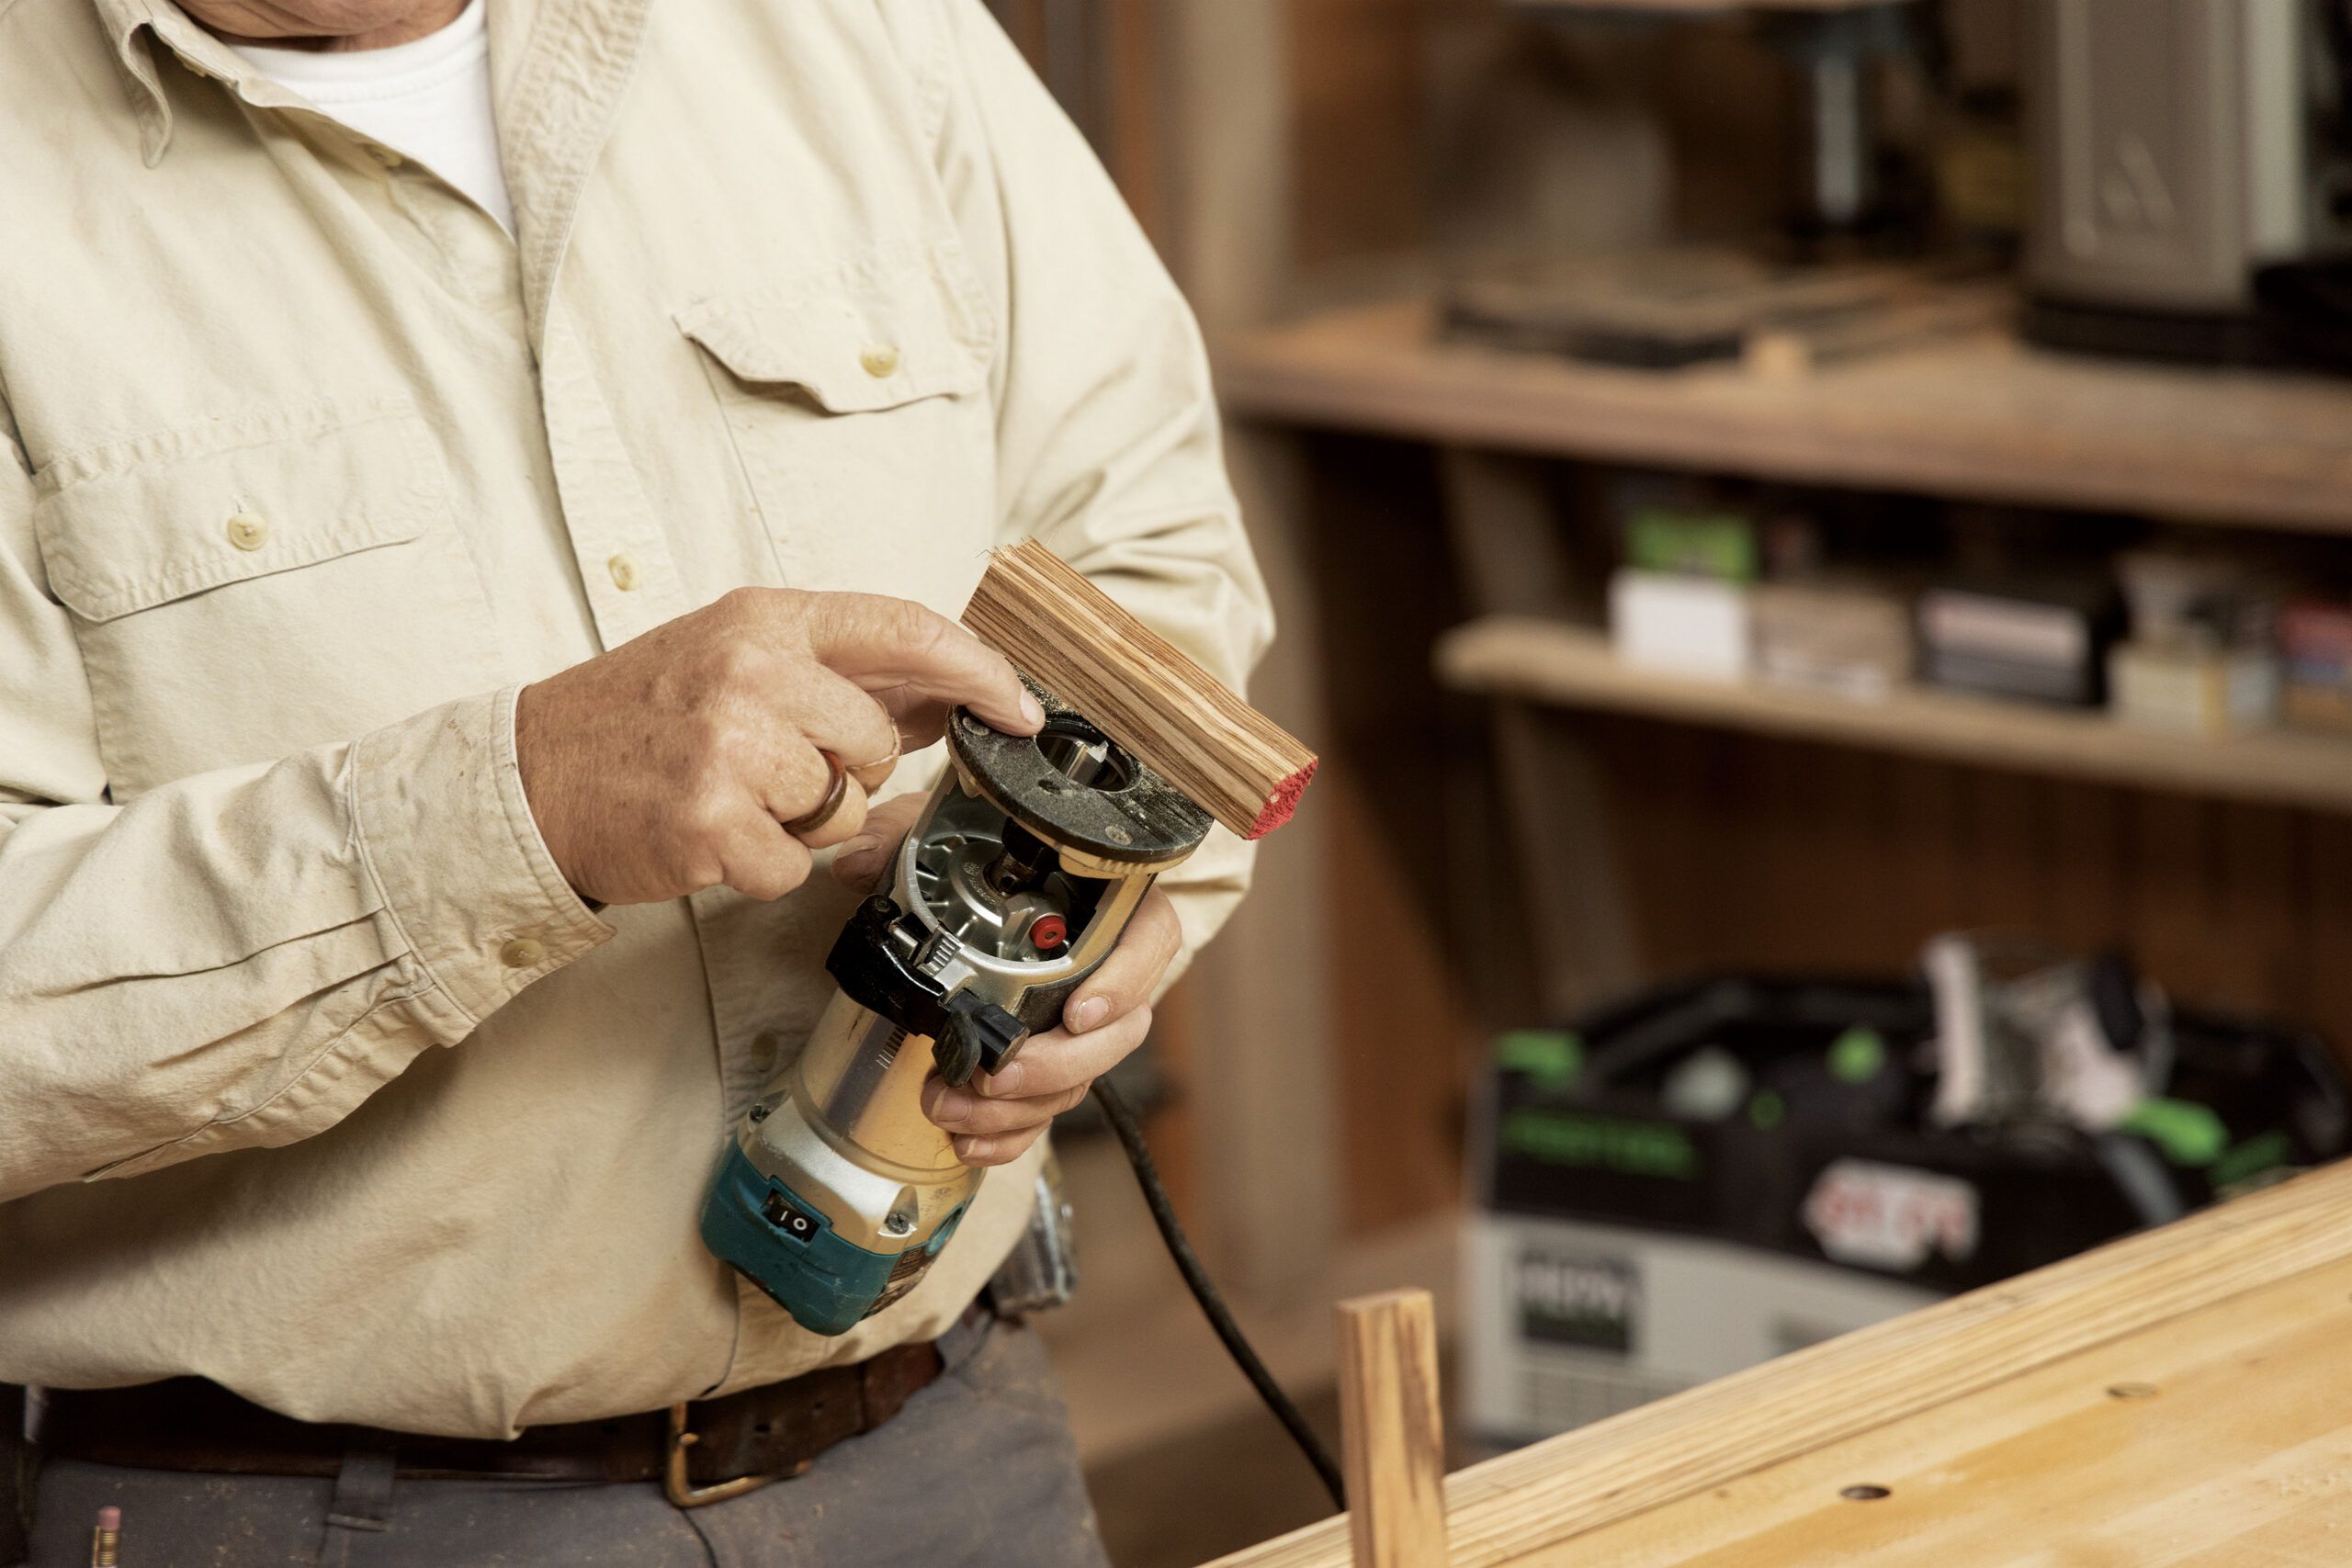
top-left (0, 0), bottom-right (1270, 1436)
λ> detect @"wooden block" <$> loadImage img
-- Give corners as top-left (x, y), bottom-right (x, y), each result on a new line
top-left (961, 539), bottom-right (1318, 840)
top-left (1337, 1288), bottom-right (1449, 1568)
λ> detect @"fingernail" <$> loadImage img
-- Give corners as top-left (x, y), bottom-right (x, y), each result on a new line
top-left (955, 1136), bottom-right (990, 1164)
top-left (1019, 692), bottom-right (1046, 729)
top-left (1073, 998), bottom-right (1109, 1032)
top-left (982, 1063), bottom-right (1023, 1097)
top-left (933, 1089), bottom-right (973, 1123)
top-left (839, 835), bottom-right (880, 861)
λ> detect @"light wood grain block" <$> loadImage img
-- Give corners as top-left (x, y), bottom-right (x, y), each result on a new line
top-left (1337, 1289), bottom-right (1449, 1568)
top-left (962, 540), bottom-right (1318, 840)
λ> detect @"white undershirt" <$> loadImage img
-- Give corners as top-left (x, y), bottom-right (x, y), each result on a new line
top-left (228, 0), bottom-right (514, 234)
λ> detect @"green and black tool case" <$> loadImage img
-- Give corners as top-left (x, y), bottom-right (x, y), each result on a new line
top-left (1463, 975), bottom-right (2350, 1450)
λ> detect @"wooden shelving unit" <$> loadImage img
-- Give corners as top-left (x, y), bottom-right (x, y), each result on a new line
top-left (1217, 299), bottom-right (2352, 533)
top-left (1439, 615), bottom-right (2352, 816)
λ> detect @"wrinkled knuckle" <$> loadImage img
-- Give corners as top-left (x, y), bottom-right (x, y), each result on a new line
top-left (707, 637), bottom-right (775, 694)
top-left (684, 710), bottom-right (737, 771)
top-left (730, 861), bottom-right (788, 903)
top-left (713, 585), bottom-right (772, 626)
top-left (674, 784), bottom-right (738, 847)
top-left (882, 594), bottom-right (944, 653)
top-left (669, 849), bottom-right (725, 894)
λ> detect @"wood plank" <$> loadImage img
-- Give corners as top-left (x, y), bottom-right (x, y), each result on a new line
top-left (1336, 1289), bottom-right (1450, 1568)
top-left (1202, 1156), bottom-right (2352, 1566)
top-left (1522, 1255), bottom-right (2352, 1567)
top-left (962, 540), bottom-right (1319, 840)
top-left (1436, 616), bottom-right (2352, 817)
top-left (1216, 299), bottom-right (2352, 535)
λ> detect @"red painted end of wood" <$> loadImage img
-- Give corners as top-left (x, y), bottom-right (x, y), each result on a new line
top-left (1244, 759), bottom-right (1319, 840)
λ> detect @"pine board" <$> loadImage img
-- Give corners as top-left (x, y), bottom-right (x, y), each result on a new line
top-left (1522, 1254), bottom-right (2352, 1567)
top-left (1202, 1158), bottom-right (2352, 1566)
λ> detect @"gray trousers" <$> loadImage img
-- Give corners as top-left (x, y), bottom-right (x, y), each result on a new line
top-left (26, 1319), bottom-right (1110, 1568)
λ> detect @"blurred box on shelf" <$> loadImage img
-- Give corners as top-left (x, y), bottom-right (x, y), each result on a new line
top-left (2285, 680), bottom-right (2352, 733)
top-left (2280, 600), bottom-right (2352, 734)
top-left (2109, 550), bottom-right (2281, 734)
top-left (2119, 550), bottom-right (2278, 649)
top-left (2109, 641), bottom-right (2278, 736)
top-left (1918, 576), bottom-right (2120, 706)
top-left (1610, 569), bottom-right (1751, 680)
top-left (1751, 580), bottom-right (1914, 701)
top-left (2280, 599), bottom-right (2352, 673)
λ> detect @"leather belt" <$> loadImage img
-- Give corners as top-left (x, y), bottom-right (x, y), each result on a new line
top-left (40, 1338), bottom-right (946, 1510)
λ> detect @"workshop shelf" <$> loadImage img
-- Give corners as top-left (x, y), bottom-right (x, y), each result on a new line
top-left (1437, 615), bottom-right (2352, 816)
top-left (1217, 298), bottom-right (2352, 535)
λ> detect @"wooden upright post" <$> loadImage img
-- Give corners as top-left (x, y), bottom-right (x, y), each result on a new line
top-left (1336, 1288), bottom-right (1449, 1567)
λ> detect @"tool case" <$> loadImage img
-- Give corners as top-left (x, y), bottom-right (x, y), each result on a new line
top-left (1462, 974), bottom-right (2352, 1450)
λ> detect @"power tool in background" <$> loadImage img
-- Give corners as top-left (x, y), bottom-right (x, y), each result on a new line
top-left (699, 679), bottom-right (1210, 1333)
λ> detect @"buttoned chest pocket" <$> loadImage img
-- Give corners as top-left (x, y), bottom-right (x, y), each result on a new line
top-left (33, 401), bottom-right (504, 795)
top-left (675, 250), bottom-right (1000, 617)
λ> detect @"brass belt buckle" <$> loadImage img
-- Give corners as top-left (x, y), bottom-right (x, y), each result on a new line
top-left (663, 1403), bottom-right (806, 1508)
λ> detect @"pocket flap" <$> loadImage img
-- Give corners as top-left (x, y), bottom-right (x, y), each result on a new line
top-left (675, 250), bottom-right (993, 413)
top-left (33, 401), bottom-right (444, 623)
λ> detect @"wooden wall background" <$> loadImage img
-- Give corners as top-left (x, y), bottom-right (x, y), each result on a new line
top-left (1590, 725), bottom-right (2347, 1031)
top-left (1304, 437), bottom-right (2352, 1240)
top-left (997, 0), bottom-right (2250, 1262)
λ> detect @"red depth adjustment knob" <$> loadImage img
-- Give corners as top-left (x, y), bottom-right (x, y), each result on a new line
top-left (1028, 914), bottom-right (1069, 953)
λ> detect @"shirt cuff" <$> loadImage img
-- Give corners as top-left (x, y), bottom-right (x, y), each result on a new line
top-left (350, 684), bottom-right (611, 1032)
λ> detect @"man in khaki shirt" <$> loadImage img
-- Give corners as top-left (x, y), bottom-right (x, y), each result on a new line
top-left (0, 0), bottom-right (1271, 1559)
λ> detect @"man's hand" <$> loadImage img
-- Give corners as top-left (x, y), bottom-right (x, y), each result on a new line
top-left (835, 797), bottom-right (1185, 1168)
top-left (516, 589), bottom-right (1042, 907)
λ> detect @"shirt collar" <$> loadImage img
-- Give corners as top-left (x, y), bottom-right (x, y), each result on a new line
top-left (93, 0), bottom-right (369, 166)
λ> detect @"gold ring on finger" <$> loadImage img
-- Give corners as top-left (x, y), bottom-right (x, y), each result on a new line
top-left (782, 750), bottom-right (850, 837)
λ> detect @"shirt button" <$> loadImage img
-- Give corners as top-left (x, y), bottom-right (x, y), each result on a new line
top-left (860, 345), bottom-right (901, 378)
top-left (499, 935), bottom-right (547, 968)
top-left (225, 513), bottom-right (268, 551)
top-left (607, 553), bottom-right (641, 592)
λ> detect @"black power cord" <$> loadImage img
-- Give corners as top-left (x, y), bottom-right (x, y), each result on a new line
top-left (1088, 1078), bottom-right (1348, 1510)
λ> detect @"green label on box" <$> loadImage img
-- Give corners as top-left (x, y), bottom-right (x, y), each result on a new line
top-left (1498, 1109), bottom-right (1701, 1180)
top-left (1496, 1030), bottom-right (1583, 1089)
top-left (1625, 509), bottom-right (1758, 582)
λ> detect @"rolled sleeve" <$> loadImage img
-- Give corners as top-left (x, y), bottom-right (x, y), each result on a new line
top-left (351, 683), bottom-right (609, 1032)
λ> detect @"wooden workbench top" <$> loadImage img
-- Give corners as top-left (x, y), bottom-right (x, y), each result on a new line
top-left (1204, 1157), bottom-right (2352, 1565)
top-left (1216, 298), bottom-right (2352, 534)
